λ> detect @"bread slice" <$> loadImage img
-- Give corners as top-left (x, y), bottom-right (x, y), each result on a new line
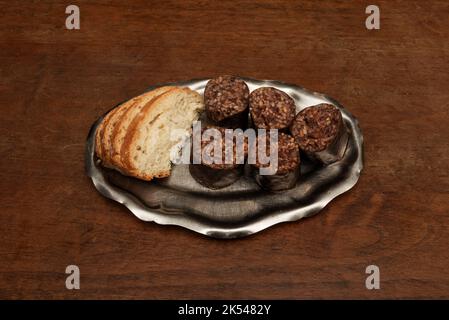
top-left (95, 117), bottom-right (106, 159)
top-left (121, 87), bottom-right (204, 180)
top-left (100, 96), bottom-right (144, 168)
top-left (109, 86), bottom-right (173, 168)
top-left (95, 106), bottom-right (121, 161)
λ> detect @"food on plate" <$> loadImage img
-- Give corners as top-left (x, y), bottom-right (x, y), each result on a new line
top-left (189, 126), bottom-right (248, 189)
top-left (204, 75), bottom-right (250, 128)
top-left (96, 86), bottom-right (173, 169)
top-left (95, 86), bottom-right (204, 181)
top-left (95, 78), bottom-right (350, 193)
top-left (251, 132), bottom-right (300, 191)
top-left (95, 101), bottom-right (132, 168)
top-left (110, 86), bottom-right (173, 168)
top-left (249, 87), bottom-right (296, 130)
top-left (290, 103), bottom-right (348, 164)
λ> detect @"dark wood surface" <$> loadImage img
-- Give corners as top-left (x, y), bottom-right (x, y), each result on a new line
top-left (1, 0), bottom-right (448, 299)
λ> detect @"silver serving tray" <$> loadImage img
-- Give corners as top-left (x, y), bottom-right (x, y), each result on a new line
top-left (85, 78), bottom-right (364, 239)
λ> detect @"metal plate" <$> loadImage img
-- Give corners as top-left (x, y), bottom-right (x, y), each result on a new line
top-left (85, 78), bottom-right (364, 238)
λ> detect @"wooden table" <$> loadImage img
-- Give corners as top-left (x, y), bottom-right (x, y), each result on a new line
top-left (1, 0), bottom-right (448, 299)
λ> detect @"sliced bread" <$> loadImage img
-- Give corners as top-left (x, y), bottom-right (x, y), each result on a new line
top-left (95, 106), bottom-right (121, 162)
top-left (100, 96), bottom-right (145, 168)
top-left (109, 86), bottom-right (173, 168)
top-left (121, 87), bottom-right (204, 180)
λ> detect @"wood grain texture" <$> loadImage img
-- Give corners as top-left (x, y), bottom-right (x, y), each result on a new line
top-left (0, 0), bottom-right (448, 299)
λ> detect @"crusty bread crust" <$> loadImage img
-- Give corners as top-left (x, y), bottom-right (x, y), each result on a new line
top-left (99, 104), bottom-right (130, 168)
top-left (102, 99), bottom-right (136, 166)
top-left (95, 107), bottom-right (118, 162)
top-left (110, 86), bottom-right (173, 169)
top-left (95, 118), bottom-right (105, 159)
